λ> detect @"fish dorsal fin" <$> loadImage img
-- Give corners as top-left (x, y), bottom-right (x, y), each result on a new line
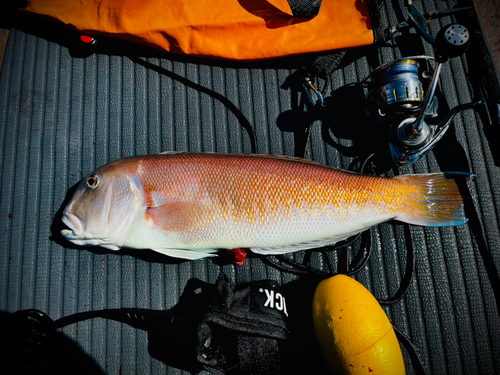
top-left (159, 150), bottom-right (188, 155)
top-left (158, 151), bottom-right (329, 168)
top-left (231, 153), bottom-right (327, 167)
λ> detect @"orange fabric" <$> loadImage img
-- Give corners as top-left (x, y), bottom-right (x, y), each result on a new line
top-left (23, 0), bottom-right (374, 61)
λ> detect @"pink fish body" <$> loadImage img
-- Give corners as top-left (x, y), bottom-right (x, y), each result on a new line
top-left (61, 152), bottom-right (471, 260)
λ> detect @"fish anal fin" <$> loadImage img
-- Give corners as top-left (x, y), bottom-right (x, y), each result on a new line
top-left (146, 202), bottom-right (203, 232)
top-left (250, 227), bottom-right (376, 255)
top-left (151, 247), bottom-right (217, 260)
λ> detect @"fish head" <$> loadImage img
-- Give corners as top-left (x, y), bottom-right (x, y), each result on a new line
top-left (60, 159), bottom-right (143, 249)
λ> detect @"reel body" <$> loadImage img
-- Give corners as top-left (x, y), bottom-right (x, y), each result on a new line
top-left (364, 17), bottom-right (478, 166)
top-left (363, 56), bottom-right (443, 166)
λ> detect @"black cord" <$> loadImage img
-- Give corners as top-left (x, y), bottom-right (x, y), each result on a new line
top-left (258, 229), bottom-right (372, 277)
top-left (345, 230), bottom-right (373, 276)
top-left (297, 76), bottom-right (329, 158)
top-left (360, 152), bottom-right (376, 175)
top-left (393, 325), bottom-right (429, 375)
top-left (320, 249), bottom-right (335, 275)
top-left (330, 231), bottom-right (363, 250)
top-left (259, 253), bottom-right (325, 276)
top-left (378, 224), bottom-right (415, 305)
top-left (130, 57), bottom-right (258, 154)
top-left (53, 308), bottom-right (178, 330)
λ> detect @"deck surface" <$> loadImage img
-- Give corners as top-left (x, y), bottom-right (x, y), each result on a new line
top-left (1, 1), bottom-right (500, 374)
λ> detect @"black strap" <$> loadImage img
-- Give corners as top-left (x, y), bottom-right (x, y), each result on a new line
top-left (287, 0), bottom-right (322, 18)
top-left (308, 51), bottom-right (347, 80)
top-left (303, 0), bottom-right (385, 80)
top-left (0, 0), bottom-right (28, 9)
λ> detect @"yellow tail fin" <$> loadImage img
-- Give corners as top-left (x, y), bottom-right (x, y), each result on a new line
top-left (395, 172), bottom-right (474, 227)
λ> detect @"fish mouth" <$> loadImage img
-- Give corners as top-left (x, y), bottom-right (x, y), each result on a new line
top-left (61, 213), bottom-right (83, 237)
top-left (61, 212), bottom-right (116, 247)
top-left (61, 213), bottom-right (98, 244)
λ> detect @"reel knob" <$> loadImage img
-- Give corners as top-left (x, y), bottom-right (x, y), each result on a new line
top-left (435, 24), bottom-right (471, 62)
top-left (397, 117), bottom-right (431, 147)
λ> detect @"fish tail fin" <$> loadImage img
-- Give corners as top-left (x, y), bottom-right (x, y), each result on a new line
top-left (395, 172), bottom-right (474, 227)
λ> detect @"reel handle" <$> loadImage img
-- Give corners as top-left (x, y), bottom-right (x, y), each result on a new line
top-left (435, 24), bottom-right (471, 62)
top-left (398, 24), bottom-right (471, 146)
top-left (398, 62), bottom-right (443, 145)
top-left (398, 23), bottom-right (471, 147)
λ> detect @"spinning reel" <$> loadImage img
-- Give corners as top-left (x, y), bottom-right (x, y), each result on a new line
top-left (363, 2), bottom-right (484, 166)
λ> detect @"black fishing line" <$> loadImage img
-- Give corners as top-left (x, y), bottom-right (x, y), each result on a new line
top-left (259, 254), bottom-right (323, 276)
top-left (297, 76), bottom-right (330, 158)
top-left (257, 229), bottom-right (372, 277)
top-left (393, 325), bottom-right (429, 375)
top-left (345, 230), bottom-right (373, 276)
top-left (130, 57), bottom-right (258, 154)
top-left (377, 224), bottom-right (416, 305)
top-left (320, 248), bottom-right (335, 275)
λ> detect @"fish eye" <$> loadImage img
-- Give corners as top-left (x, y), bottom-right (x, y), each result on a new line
top-left (86, 175), bottom-right (100, 190)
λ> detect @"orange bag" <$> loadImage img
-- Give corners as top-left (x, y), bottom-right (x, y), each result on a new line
top-left (21, 0), bottom-right (378, 61)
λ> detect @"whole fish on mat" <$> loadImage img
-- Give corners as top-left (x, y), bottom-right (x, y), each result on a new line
top-left (60, 152), bottom-right (473, 260)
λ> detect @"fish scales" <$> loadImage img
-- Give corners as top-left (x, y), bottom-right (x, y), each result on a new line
top-left (60, 153), bottom-right (471, 259)
top-left (137, 154), bottom-right (393, 243)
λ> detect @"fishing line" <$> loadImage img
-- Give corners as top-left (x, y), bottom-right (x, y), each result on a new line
top-left (258, 229), bottom-right (372, 277)
top-left (4, 307), bottom-right (188, 374)
top-left (320, 249), bottom-right (335, 275)
top-left (393, 325), bottom-right (429, 375)
top-left (377, 224), bottom-right (415, 305)
top-left (259, 254), bottom-right (324, 276)
top-left (130, 57), bottom-right (258, 154)
top-left (360, 152), bottom-right (377, 175)
top-left (345, 230), bottom-right (373, 276)
top-left (297, 76), bottom-right (330, 158)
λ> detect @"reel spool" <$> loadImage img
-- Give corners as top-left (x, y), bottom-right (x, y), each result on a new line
top-left (364, 56), bottom-right (434, 121)
top-left (377, 59), bottom-right (424, 110)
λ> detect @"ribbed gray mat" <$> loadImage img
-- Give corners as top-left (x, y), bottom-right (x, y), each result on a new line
top-left (1, 0), bottom-right (500, 374)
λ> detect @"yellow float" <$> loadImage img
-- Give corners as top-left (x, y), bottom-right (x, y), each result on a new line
top-left (312, 274), bottom-right (405, 374)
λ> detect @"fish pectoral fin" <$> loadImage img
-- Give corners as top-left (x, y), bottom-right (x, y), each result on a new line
top-left (145, 202), bottom-right (204, 232)
top-left (151, 247), bottom-right (217, 260)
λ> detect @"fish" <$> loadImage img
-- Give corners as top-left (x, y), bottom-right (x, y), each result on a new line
top-left (60, 152), bottom-right (473, 260)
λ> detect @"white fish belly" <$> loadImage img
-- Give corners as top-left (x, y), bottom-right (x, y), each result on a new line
top-left (123, 204), bottom-right (394, 252)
